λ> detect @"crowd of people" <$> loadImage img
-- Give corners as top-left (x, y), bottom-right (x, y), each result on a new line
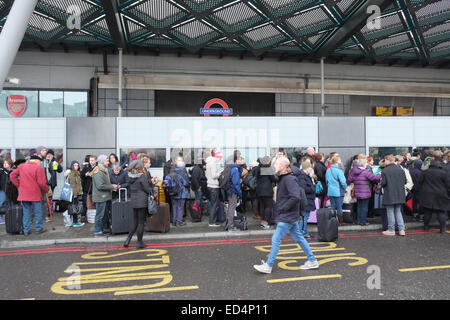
top-left (0, 146), bottom-right (449, 244)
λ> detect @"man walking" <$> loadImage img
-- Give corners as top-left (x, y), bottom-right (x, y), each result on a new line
top-left (254, 157), bottom-right (318, 274)
top-left (10, 155), bottom-right (49, 235)
top-left (381, 155), bottom-right (407, 236)
top-left (92, 154), bottom-right (117, 237)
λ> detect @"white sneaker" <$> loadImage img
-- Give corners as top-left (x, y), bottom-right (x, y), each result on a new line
top-left (300, 260), bottom-right (319, 270)
top-left (253, 260), bottom-right (272, 274)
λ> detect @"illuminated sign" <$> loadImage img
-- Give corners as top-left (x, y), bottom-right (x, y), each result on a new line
top-left (200, 98), bottom-right (233, 117)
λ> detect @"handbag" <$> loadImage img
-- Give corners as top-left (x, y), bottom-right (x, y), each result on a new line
top-left (60, 181), bottom-right (73, 202)
top-left (86, 184), bottom-right (96, 209)
top-left (147, 186), bottom-right (160, 216)
top-left (68, 198), bottom-right (83, 216)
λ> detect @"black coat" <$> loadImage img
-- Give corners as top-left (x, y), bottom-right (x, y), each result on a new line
top-left (110, 169), bottom-right (130, 199)
top-left (297, 170), bottom-right (316, 212)
top-left (128, 171), bottom-right (153, 209)
top-left (47, 159), bottom-right (63, 190)
top-left (254, 165), bottom-right (277, 198)
top-left (0, 168), bottom-right (10, 192)
top-left (273, 172), bottom-right (301, 224)
top-left (418, 161), bottom-right (450, 211)
top-left (81, 165), bottom-right (95, 194)
top-left (190, 165), bottom-right (207, 192)
top-left (314, 161), bottom-right (327, 195)
top-left (381, 164), bottom-right (406, 206)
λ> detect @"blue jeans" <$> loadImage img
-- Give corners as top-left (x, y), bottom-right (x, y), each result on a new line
top-left (330, 196), bottom-right (344, 216)
top-left (22, 201), bottom-right (44, 233)
top-left (300, 211), bottom-right (310, 237)
top-left (194, 190), bottom-right (203, 206)
top-left (357, 199), bottom-right (370, 225)
top-left (94, 201), bottom-right (107, 234)
top-left (208, 188), bottom-right (220, 224)
top-left (0, 190), bottom-right (6, 208)
top-left (386, 205), bottom-right (405, 231)
top-left (267, 221), bottom-right (316, 267)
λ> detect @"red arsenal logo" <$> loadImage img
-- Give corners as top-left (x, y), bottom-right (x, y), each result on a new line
top-left (6, 95), bottom-right (27, 117)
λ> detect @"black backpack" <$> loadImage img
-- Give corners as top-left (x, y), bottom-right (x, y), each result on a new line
top-left (218, 165), bottom-right (232, 191)
top-left (243, 171), bottom-right (257, 190)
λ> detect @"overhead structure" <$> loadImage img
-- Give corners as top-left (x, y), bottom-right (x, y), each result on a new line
top-left (0, 0), bottom-right (450, 68)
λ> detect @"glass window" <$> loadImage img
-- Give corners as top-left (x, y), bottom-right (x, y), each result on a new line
top-left (270, 147), bottom-right (310, 166)
top-left (64, 91), bottom-right (88, 117)
top-left (414, 147), bottom-right (449, 159)
top-left (0, 90), bottom-right (38, 118)
top-left (170, 148), bottom-right (211, 167)
top-left (39, 91), bottom-right (64, 117)
top-left (120, 148), bottom-right (167, 168)
top-left (16, 148), bottom-right (64, 163)
top-left (222, 148), bottom-right (266, 167)
top-left (369, 147), bottom-right (412, 166)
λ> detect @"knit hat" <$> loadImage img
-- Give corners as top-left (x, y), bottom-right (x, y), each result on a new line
top-left (258, 156), bottom-right (271, 166)
top-left (97, 154), bottom-right (108, 165)
top-left (36, 146), bottom-right (46, 155)
top-left (47, 149), bottom-right (55, 156)
top-left (70, 160), bottom-right (79, 169)
top-left (128, 160), bottom-right (142, 170)
top-left (29, 149), bottom-right (37, 156)
top-left (30, 155), bottom-right (41, 161)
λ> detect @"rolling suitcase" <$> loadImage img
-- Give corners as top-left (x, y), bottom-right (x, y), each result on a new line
top-left (111, 188), bottom-right (133, 235)
top-left (189, 200), bottom-right (202, 223)
top-left (146, 202), bottom-right (170, 233)
top-left (5, 205), bottom-right (23, 234)
top-left (317, 208), bottom-right (339, 242)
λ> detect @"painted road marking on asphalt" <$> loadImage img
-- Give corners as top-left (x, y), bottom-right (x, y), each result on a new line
top-left (114, 285), bottom-right (200, 296)
top-left (267, 274), bottom-right (342, 284)
top-left (17, 298), bottom-right (36, 300)
top-left (398, 265), bottom-right (450, 272)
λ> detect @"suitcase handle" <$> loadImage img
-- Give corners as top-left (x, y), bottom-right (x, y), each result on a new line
top-left (118, 188), bottom-right (127, 202)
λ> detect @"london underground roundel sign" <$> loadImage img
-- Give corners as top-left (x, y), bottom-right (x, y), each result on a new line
top-left (200, 98), bottom-right (233, 117)
top-left (7, 95), bottom-right (27, 117)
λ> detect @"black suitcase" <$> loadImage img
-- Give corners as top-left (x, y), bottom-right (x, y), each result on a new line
top-left (5, 205), bottom-right (23, 234)
top-left (317, 208), bottom-right (339, 242)
top-left (111, 188), bottom-right (133, 235)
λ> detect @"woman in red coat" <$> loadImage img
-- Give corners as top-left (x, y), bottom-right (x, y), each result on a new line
top-left (10, 155), bottom-right (49, 235)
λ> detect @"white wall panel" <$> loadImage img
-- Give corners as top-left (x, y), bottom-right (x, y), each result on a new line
top-left (0, 120), bottom-right (14, 148)
top-left (366, 117), bottom-right (414, 147)
top-left (413, 117), bottom-right (450, 146)
top-left (118, 117), bottom-right (319, 150)
top-left (14, 119), bottom-right (65, 147)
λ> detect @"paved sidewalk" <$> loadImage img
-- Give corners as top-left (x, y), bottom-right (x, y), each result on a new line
top-left (0, 210), bottom-right (433, 249)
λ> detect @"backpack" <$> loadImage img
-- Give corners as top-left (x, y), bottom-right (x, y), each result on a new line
top-left (218, 165), bottom-right (232, 191)
top-left (165, 173), bottom-right (180, 196)
top-left (243, 171), bottom-right (257, 190)
top-left (299, 186), bottom-right (308, 212)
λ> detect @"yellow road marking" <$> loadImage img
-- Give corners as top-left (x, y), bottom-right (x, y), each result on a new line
top-left (267, 274), bottom-right (342, 284)
top-left (114, 285), bottom-right (200, 296)
top-left (17, 298), bottom-right (36, 300)
top-left (398, 265), bottom-right (450, 272)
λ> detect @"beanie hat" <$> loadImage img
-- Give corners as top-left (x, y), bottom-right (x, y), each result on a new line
top-left (29, 149), bottom-right (37, 156)
top-left (70, 160), bottom-right (79, 169)
top-left (30, 155), bottom-right (41, 161)
top-left (97, 154), bottom-right (108, 165)
top-left (47, 149), bottom-right (55, 156)
top-left (128, 160), bottom-right (142, 170)
top-left (36, 146), bottom-right (45, 155)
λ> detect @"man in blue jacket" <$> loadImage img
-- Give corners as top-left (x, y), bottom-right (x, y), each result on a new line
top-left (226, 156), bottom-right (244, 232)
top-left (254, 157), bottom-right (319, 274)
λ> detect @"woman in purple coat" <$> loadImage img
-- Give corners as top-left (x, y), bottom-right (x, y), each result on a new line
top-left (347, 157), bottom-right (381, 226)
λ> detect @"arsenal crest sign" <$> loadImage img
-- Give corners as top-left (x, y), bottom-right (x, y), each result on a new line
top-left (6, 95), bottom-right (27, 117)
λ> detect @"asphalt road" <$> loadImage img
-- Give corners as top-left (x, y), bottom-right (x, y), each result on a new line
top-left (1, 228), bottom-right (449, 301)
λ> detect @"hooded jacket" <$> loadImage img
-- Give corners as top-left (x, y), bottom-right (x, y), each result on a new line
top-left (410, 160), bottom-right (423, 196)
top-left (297, 170), bottom-right (316, 212)
top-left (128, 171), bottom-right (153, 209)
top-left (227, 164), bottom-right (243, 197)
top-left (170, 166), bottom-right (190, 200)
top-left (273, 169), bottom-right (301, 224)
top-left (418, 161), bottom-right (450, 211)
top-left (91, 165), bottom-right (114, 203)
top-left (65, 161), bottom-right (83, 198)
top-left (347, 166), bottom-right (381, 200)
top-left (205, 156), bottom-right (221, 189)
top-left (10, 161), bottom-right (49, 202)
